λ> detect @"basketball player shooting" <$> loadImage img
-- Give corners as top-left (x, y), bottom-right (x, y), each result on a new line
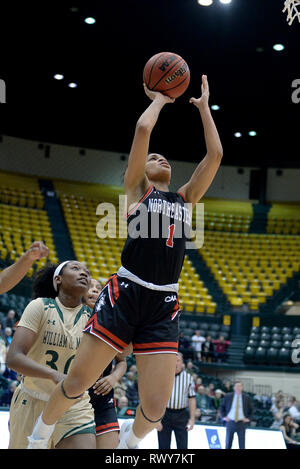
top-left (28, 74), bottom-right (223, 449)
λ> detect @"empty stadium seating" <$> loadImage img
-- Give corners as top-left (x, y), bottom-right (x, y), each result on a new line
top-left (244, 325), bottom-right (300, 367)
top-left (0, 172), bottom-right (58, 279)
top-left (200, 231), bottom-right (300, 310)
top-left (267, 203), bottom-right (300, 235)
top-left (194, 198), bottom-right (253, 233)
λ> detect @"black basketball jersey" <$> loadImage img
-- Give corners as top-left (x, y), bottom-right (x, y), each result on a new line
top-left (121, 184), bottom-right (191, 285)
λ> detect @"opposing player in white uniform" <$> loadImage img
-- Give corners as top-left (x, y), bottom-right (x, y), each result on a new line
top-left (6, 260), bottom-right (96, 449)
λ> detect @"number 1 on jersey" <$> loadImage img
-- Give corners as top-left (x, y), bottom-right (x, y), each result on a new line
top-left (166, 223), bottom-right (175, 248)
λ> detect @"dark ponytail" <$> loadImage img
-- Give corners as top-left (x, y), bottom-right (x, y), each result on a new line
top-left (31, 262), bottom-right (70, 299)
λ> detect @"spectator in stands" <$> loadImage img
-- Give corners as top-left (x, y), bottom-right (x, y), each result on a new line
top-left (114, 378), bottom-right (127, 402)
top-left (0, 241), bottom-right (49, 295)
top-left (185, 360), bottom-right (198, 375)
top-left (1, 309), bottom-right (17, 330)
top-left (280, 414), bottom-right (300, 449)
top-left (213, 335), bottom-right (231, 363)
top-left (271, 399), bottom-right (285, 429)
top-left (271, 390), bottom-right (284, 406)
top-left (194, 377), bottom-right (203, 392)
top-left (202, 335), bottom-right (215, 363)
top-left (116, 396), bottom-right (131, 417)
top-left (178, 332), bottom-right (191, 356)
top-left (191, 330), bottom-right (206, 362)
top-left (124, 371), bottom-right (136, 388)
top-left (207, 382), bottom-right (215, 398)
top-left (126, 378), bottom-right (139, 408)
top-left (192, 373), bottom-right (199, 388)
top-left (0, 336), bottom-right (6, 375)
top-left (129, 364), bottom-right (138, 378)
top-left (0, 380), bottom-right (18, 407)
top-left (223, 379), bottom-right (233, 393)
top-left (0, 322), bottom-right (7, 341)
top-left (212, 389), bottom-right (225, 412)
top-left (4, 327), bottom-right (13, 346)
top-left (288, 397), bottom-right (300, 424)
top-left (196, 385), bottom-right (214, 412)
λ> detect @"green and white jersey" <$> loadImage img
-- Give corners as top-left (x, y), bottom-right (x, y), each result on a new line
top-left (18, 297), bottom-right (92, 397)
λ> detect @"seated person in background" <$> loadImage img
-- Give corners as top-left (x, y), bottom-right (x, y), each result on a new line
top-left (114, 378), bottom-right (127, 402)
top-left (125, 377), bottom-right (139, 408)
top-left (185, 360), bottom-right (198, 375)
top-left (4, 327), bottom-right (13, 347)
top-left (271, 398), bottom-right (285, 429)
top-left (123, 371), bottom-right (136, 388)
top-left (1, 309), bottom-right (17, 331)
top-left (212, 389), bottom-right (225, 411)
top-left (280, 414), bottom-right (300, 449)
top-left (288, 397), bottom-right (300, 424)
top-left (223, 379), bottom-right (233, 394)
top-left (196, 385), bottom-right (214, 412)
top-left (202, 335), bottom-right (215, 363)
top-left (207, 382), bottom-right (215, 398)
top-left (213, 335), bottom-right (231, 363)
top-left (194, 377), bottom-right (203, 392)
top-left (116, 396), bottom-right (130, 417)
top-left (0, 336), bottom-right (7, 375)
top-left (0, 380), bottom-right (18, 407)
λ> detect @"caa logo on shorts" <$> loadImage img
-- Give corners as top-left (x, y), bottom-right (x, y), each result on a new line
top-left (205, 429), bottom-right (222, 449)
top-left (165, 295), bottom-right (177, 302)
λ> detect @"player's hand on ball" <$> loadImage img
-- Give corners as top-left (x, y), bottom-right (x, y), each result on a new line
top-left (189, 75), bottom-right (210, 109)
top-left (25, 241), bottom-right (49, 262)
top-left (143, 83), bottom-right (175, 104)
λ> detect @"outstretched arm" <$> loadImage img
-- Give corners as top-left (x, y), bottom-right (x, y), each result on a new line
top-left (0, 241), bottom-right (49, 294)
top-left (124, 86), bottom-right (174, 201)
top-left (178, 75), bottom-right (223, 206)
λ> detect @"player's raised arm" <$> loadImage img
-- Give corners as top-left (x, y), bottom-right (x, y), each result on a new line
top-left (124, 85), bottom-right (174, 194)
top-left (178, 75), bottom-right (223, 206)
top-left (0, 241), bottom-right (49, 295)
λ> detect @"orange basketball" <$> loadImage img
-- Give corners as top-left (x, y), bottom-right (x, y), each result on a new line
top-left (143, 52), bottom-right (190, 99)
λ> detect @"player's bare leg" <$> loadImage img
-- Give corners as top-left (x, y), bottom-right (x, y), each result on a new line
top-left (28, 334), bottom-right (117, 447)
top-left (118, 353), bottom-right (177, 448)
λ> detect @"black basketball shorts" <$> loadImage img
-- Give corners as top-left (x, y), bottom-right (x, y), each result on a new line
top-left (89, 392), bottom-right (119, 436)
top-left (83, 274), bottom-right (180, 355)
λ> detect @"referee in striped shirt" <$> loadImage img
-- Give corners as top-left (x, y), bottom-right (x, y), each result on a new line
top-left (157, 353), bottom-right (196, 449)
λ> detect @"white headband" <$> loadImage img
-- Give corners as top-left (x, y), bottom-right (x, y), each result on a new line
top-left (53, 261), bottom-right (73, 292)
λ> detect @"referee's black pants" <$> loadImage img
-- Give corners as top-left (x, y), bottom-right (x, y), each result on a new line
top-left (158, 408), bottom-right (189, 449)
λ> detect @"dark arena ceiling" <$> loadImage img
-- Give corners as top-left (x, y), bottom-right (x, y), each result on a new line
top-left (0, 0), bottom-right (299, 168)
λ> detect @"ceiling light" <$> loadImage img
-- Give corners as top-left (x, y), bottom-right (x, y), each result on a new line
top-left (219, 0), bottom-right (232, 4)
top-left (248, 131), bottom-right (257, 136)
top-left (54, 74), bottom-right (64, 80)
top-left (211, 105), bottom-right (220, 110)
top-left (273, 44), bottom-right (285, 51)
top-left (234, 132), bottom-right (242, 138)
top-left (197, 0), bottom-right (214, 6)
top-left (68, 83), bottom-right (78, 88)
top-left (84, 17), bottom-right (96, 24)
